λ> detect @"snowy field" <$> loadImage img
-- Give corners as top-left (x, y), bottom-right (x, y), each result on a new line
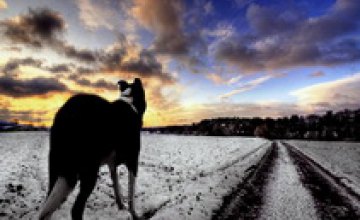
top-left (0, 132), bottom-right (269, 219)
top-left (287, 140), bottom-right (360, 194)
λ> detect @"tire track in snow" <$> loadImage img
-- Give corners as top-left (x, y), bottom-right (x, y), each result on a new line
top-left (258, 142), bottom-right (318, 220)
top-left (139, 142), bottom-right (268, 180)
top-left (285, 142), bottom-right (360, 219)
top-left (139, 143), bottom-right (270, 219)
top-left (212, 142), bottom-right (277, 220)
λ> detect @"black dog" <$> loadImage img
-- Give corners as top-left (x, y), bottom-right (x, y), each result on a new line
top-left (39, 78), bottom-right (146, 220)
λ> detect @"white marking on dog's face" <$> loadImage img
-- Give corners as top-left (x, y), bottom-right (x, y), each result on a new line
top-left (122, 87), bottom-right (132, 96)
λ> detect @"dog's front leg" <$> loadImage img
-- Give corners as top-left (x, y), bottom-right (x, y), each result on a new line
top-left (128, 171), bottom-right (141, 220)
top-left (108, 164), bottom-right (125, 210)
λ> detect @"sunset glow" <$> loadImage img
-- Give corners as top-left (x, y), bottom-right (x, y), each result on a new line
top-left (1, 0), bottom-right (360, 127)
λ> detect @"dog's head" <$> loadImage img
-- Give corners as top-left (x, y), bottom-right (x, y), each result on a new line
top-left (117, 78), bottom-right (146, 116)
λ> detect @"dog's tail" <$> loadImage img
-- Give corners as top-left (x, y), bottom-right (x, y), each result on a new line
top-left (39, 177), bottom-right (73, 220)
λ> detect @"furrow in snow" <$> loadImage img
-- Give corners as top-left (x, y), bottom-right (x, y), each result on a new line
top-left (285, 142), bottom-right (360, 219)
top-left (212, 142), bottom-right (277, 220)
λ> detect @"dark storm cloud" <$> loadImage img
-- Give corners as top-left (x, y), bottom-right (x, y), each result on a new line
top-left (2, 57), bottom-right (43, 75)
top-left (42, 63), bottom-right (95, 75)
top-left (100, 46), bottom-right (175, 83)
top-left (76, 66), bottom-right (97, 74)
top-left (0, 8), bottom-right (97, 62)
top-left (67, 74), bottom-right (117, 90)
top-left (120, 50), bottom-right (169, 78)
top-left (0, 76), bottom-right (68, 97)
top-left (92, 79), bottom-right (118, 90)
top-left (0, 8), bottom-right (64, 47)
top-left (46, 63), bottom-right (72, 73)
top-left (56, 42), bottom-right (97, 62)
top-left (214, 0), bottom-right (360, 72)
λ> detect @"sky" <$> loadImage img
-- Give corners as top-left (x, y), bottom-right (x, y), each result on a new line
top-left (0, 0), bottom-right (360, 127)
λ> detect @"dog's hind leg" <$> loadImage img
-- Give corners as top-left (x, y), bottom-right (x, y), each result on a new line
top-left (128, 171), bottom-right (142, 220)
top-left (71, 170), bottom-right (98, 220)
top-left (47, 153), bottom-right (59, 197)
top-left (39, 177), bottom-right (74, 220)
top-left (109, 163), bottom-right (126, 210)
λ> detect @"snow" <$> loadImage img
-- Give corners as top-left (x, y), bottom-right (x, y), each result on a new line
top-left (0, 132), bottom-right (269, 219)
top-left (0, 132), bottom-right (49, 218)
top-left (287, 140), bottom-right (360, 195)
top-left (259, 142), bottom-right (318, 220)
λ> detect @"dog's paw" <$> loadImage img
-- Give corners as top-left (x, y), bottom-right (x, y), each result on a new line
top-left (130, 211), bottom-right (143, 220)
top-left (116, 199), bottom-right (127, 210)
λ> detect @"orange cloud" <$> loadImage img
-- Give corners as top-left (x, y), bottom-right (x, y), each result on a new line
top-left (0, 0), bottom-right (7, 10)
top-left (132, 0), bottom-right (190, 55)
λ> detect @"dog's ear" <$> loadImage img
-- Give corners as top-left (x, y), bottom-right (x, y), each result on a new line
top-left (132, 78), bottom-right (146, 116)
top-left (133, 78), bottom-right (142, 87)
top-left (118, 80), bottom-right (129, 92)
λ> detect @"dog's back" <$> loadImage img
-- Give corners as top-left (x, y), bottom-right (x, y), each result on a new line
top-left (49, 94), bottom-right (140, 187)
top-left (49, 94), bottom-right (112, 188)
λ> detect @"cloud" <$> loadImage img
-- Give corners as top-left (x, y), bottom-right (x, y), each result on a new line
top-left (46, 63), bottom-right (72, 73)
top-left (309, 71), bottom-right (325, 78)
top-left (0, 8), bottom-right (65, 47)
top-left (292, 73), bottom-right (360, 113)
top-left (206, 73), bottom-right (242, 85)
top-left (234, 0), bottom-right (255, 8)
top-left (55, 42), bottom-right (98, 62)
top-left (76, 66), bottom-right (97, 74)
top-left (76, 0), bottom-right (118, 30)
top-left (3, 46), bottom-right (22, 52)
top-left (119, 50), bottom-right (174, 81)
top-left (75, 0), bottom-right (136, 34)
top-left (219, 74), bottom-right (274, 99)
top-left (168, 71), bottom-right (360, 125)
top-left (214, 0), bottom-right (360, 73)
top-left (0, 8), bottom-right (97, 62)
top-left (141, 77), bottom-right (185, 126)
top-left (68, 74), bottom-right (118, 90)
top-left (205, 23), bottom-right (235, 39)
top-left (0, 76), bottom-right (68, 97)
top-left (132, 0), bottom-right (190, 55)
top-left (0, 8), bottom-right (174, 82)
top-left (204, 1), bottom-right (214, 15)
top-left (100, 43), bottom-right (175, 83)
top-left (0, 0), bottom-right (7, 10)
top-left (2, 57), bottom-right (43, 75)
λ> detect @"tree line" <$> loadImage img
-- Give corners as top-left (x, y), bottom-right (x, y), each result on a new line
top-left (144, 108), bottom-right (360, 141)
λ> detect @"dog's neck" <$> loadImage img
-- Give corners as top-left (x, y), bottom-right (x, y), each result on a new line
top-left (119, 95), bottom-right (133, 103)
top-left (119, 88), bottom-right (138, 113)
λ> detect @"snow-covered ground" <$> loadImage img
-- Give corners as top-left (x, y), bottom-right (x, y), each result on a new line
top-left (0, 132), bottom-right (269, 219)
top-left (287, 140), bottom-right (360, 195)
